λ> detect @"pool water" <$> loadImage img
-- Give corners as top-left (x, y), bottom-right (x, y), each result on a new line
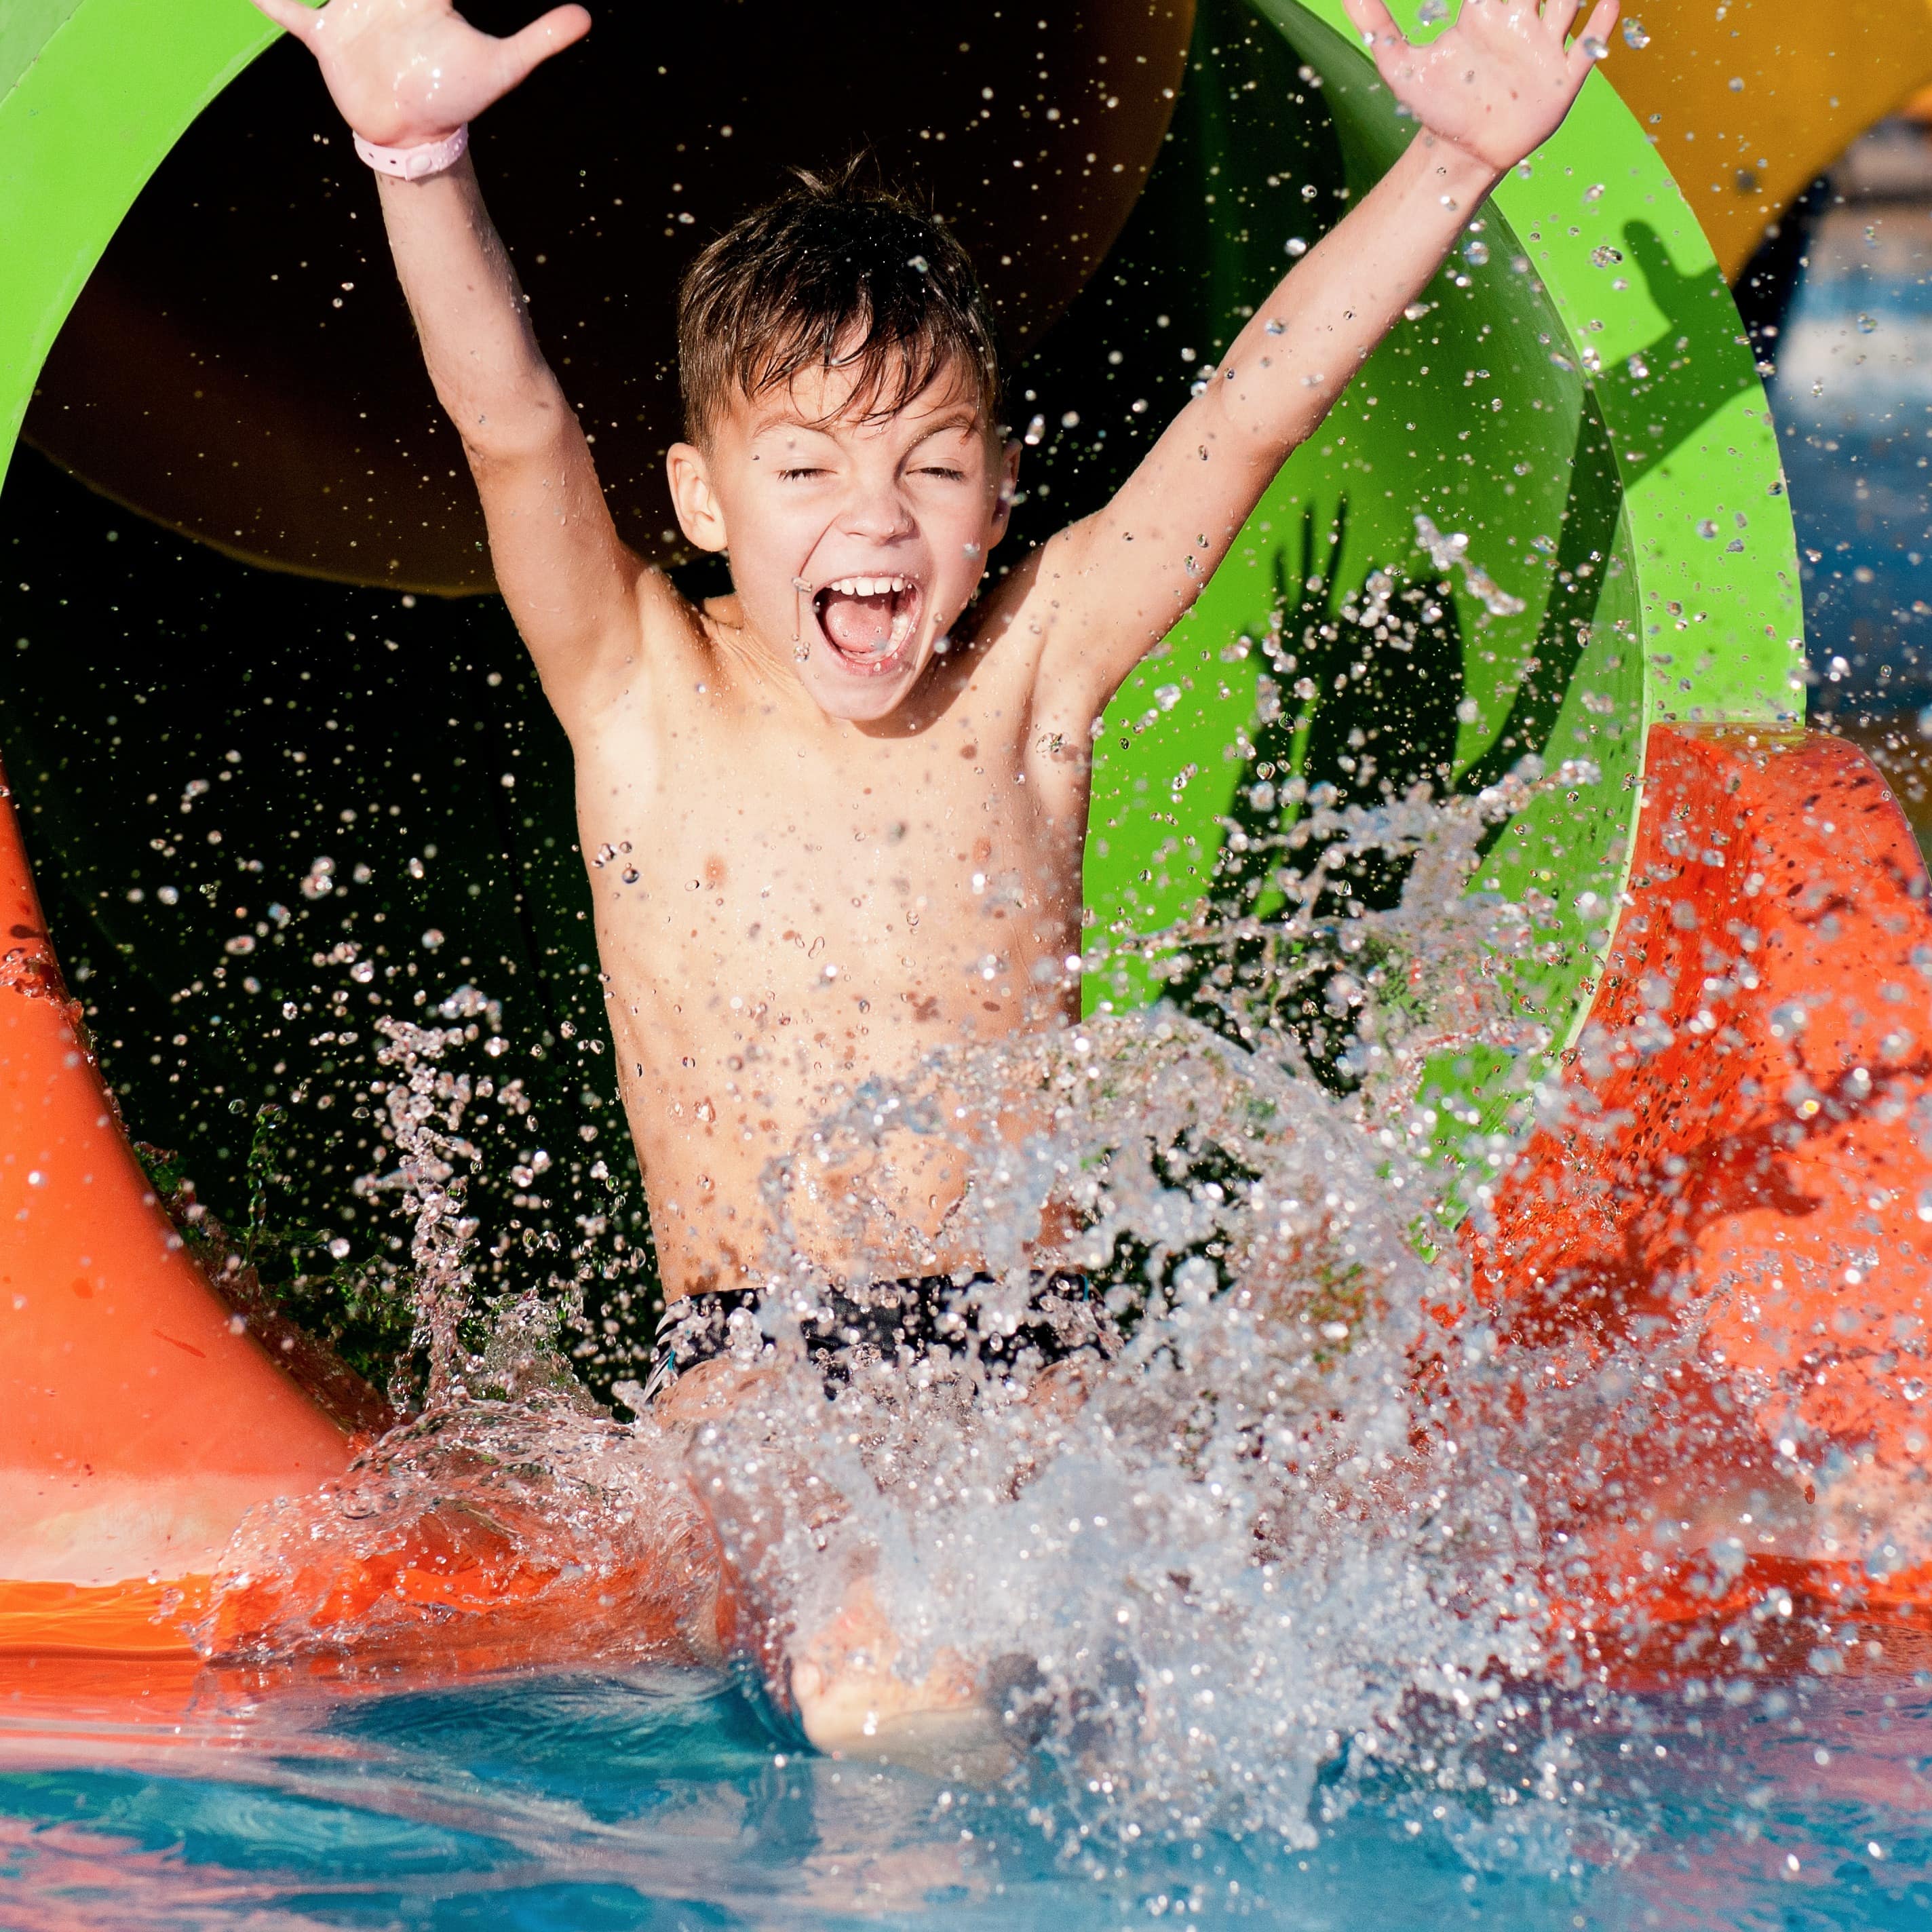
top-left (4, 1661), bottom-right (1931, 1929)
top-left (1771, 121), bottom-right (1932, 730)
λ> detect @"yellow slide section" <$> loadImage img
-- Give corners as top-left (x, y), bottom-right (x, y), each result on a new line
top-left (1600, 0), bottom-right (1932, 281)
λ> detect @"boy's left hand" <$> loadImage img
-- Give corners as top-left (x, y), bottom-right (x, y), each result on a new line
top-left (1342, 0), bottom-right (1621, 175)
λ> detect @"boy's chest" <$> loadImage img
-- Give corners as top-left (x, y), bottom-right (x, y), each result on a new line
top-left (574, 712), bottom-right (1083, 1016)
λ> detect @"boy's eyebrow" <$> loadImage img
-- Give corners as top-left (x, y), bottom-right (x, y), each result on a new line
top-left (743, 401), bottom-right (986, 444)
top-left (906, 407), bottom-right (984, 442)
top-left (743, 404), bottom-right (841, 438)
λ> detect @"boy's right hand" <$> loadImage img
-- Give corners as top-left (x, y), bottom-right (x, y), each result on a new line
top-left (246, 0), bottom-right (590, 148)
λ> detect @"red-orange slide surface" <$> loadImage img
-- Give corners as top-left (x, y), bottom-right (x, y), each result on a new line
top-left (1469, 724), bottom-right (1932, 1657)
top-left (0, 762), bottom-right (348, 1640)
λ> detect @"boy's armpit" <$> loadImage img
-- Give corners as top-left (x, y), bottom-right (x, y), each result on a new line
top-left (526, 556), bottom-right (684, 739)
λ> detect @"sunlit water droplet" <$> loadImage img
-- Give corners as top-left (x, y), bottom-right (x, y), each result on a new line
top-left (1414, 512), bottom-right (1526, 617)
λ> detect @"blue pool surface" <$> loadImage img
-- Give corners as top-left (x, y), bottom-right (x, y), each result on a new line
top-left (5, 1663), bottom-right (1932, 1929)
top-left (1770, 136), bottom-right (1932, 720)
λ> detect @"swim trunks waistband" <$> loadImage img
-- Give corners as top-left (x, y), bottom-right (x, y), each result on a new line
top-left (642, 1271), bottom-right (1113, 1404)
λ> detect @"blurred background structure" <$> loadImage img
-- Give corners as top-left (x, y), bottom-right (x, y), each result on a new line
top-left (1767, 108), bottom-right (1932, 837)
top-left (1602, 4), bottom-right (1932, 836)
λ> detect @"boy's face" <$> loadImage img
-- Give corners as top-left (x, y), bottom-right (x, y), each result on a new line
top-left (668, 358), bottom-right (1019, 723)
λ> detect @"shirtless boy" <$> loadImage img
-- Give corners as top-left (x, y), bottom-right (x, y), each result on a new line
top-left (254, 0), bottom-right (1615, 1750)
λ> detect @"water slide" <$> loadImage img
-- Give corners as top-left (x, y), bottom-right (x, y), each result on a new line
top-left (2, 0), bottom-right (1929, 1662)
top-left (1597, 0), bottom-right (1932, 286)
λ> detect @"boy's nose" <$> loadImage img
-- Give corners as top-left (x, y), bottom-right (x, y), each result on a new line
top-left (838, 481), bottom-right (916, 543)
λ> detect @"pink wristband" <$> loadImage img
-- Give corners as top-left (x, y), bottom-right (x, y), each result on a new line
top-left (352, 123), bottom-right (469, 181)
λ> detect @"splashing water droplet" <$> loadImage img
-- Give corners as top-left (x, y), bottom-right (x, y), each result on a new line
top-left (1623, 18), bottom-right (1650, 49)
top-left (1414, 513), bottom-right (1527, 617)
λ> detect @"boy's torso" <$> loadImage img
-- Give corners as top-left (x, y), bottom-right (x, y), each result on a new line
top-left (571, 579), bottom-right (1091, 1294)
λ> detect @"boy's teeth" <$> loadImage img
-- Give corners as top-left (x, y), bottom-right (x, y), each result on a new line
top-left (828, 575), bottom-right (910, 598)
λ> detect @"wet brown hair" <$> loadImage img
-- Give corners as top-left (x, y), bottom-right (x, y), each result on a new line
top-left (676, 163), bottom-right (1004, 446)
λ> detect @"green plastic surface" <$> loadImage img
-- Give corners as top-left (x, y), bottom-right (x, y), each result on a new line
top-left (1074, 0), bottom-right (1801, 1171)
top-left (0, 0), bottom-right (1801, 1192)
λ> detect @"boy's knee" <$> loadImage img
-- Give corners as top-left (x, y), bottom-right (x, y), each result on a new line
top-left (649, 1355), bottom-right (780, 1435)
top-left (1024, 1353), bottom-right (1102, 1421)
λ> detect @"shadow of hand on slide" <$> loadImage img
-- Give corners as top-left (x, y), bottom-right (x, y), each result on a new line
top-left (1598, 218), bottom-right (1761, 488)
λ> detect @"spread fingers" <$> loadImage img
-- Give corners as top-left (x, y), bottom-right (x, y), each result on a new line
top-left (1340, 0), bottom-right (1406, 50)
top-left (244, 0), bottom-right (322, 39)
top-left (1570, 0), bottom-right (1621, 68)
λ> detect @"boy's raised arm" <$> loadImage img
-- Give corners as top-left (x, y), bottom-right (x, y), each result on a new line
top-left (1026, 0), bottom-right (1618, 733)
top-left (249, 0), bottom-right (651, 729)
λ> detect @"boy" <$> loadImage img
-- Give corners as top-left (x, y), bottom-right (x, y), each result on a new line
top-left (251, 0), bottom-right (1615, 1749)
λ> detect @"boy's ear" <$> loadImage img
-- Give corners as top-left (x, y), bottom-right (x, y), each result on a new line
top-left (987, 438), bottom-right (1023, 549)
top-left (666, 441), bottom-right (729, 553)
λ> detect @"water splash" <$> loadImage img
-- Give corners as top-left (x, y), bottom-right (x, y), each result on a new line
top-left (354, 1003), bottom-right (485, 1407)
top-left (189, 764), bottom-right (1927, 1864)
top-left (687, 1003), bottom-right (1550, 1843)
top-left (203, 1390), bottom-right (716, 1672)
top-left (1414, 512), bottom-right (1529, 619)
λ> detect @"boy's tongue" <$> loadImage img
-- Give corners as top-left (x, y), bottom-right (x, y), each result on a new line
top-left (820, 586), bottom-right (897, 657)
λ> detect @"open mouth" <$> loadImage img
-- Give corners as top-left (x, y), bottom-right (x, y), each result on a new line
top-left (812, 574), bottom-right (923, 676)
